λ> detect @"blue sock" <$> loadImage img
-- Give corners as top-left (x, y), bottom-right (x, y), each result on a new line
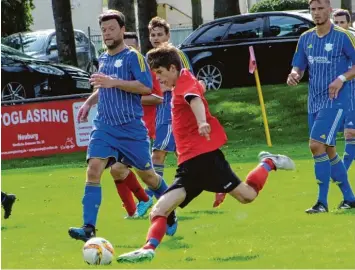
top-left (148, 176), bottom-right (168, 199)
top-left (153, 164), bottom-right (165, 177)
top-left (331, 154), bottom-right (355, 202)
top-left (343, 139), bottom-right (355, 171)
top-left (313, 153), bottom-right (331, 207)
top-left (82, 183), bottom-right (101, 227)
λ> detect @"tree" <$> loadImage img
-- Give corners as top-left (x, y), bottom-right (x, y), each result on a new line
top-left (51, 0), bottom-right (78, 67)
top-left (108, 0), bottom-right (136, 32)
top-left (214, 0), bottom-right (240, 19)
top-left (137, 0), bottom-right (157, 55)
top-left (1, 0), bottom-right (35, 37)
top-left (191, 0), bottom-right (203, 30)
top-left (341, 0), bottom-right (352, 15)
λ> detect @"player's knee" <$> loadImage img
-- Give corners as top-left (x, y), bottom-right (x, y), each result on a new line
top-left (149, 204), bottom-right (167, 221)
top-left (152, 150), bottom-right (166, 164)
top-left (87, 160), bottom-right (104, 182)
top-left (345, 129), bottom-right (355, 140)
top-left (110, 163), bottom-right (129, 181)
top-left (309, 140), bottom-right (325, 154)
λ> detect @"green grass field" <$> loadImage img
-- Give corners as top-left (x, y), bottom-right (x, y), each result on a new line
top-left (2, 85), bottom-right (355, 268)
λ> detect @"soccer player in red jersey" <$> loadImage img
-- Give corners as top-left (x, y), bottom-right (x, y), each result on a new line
top-left (117, 45), bottom-right (296, 263)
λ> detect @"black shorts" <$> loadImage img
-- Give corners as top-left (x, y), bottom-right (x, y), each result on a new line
top-left (164, 149), bottom-right (242, 208)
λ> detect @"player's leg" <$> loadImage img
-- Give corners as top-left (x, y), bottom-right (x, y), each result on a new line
top-left (343, 126), bottom-right (355, 171)
top-left (307, 108), bottom-right (354, 213)
top-left (151, 124), bottom-right (175, 177)
top-left (117, 163), bottom-right (203, 263)
top-left (68, 129), bottom-right (115, 241)
top-left (110, 163), bottom-right (137, 218)
top-left (1, 191), bottom-right (16, 219)
top-left (204, 150), bottom-right (295, 204)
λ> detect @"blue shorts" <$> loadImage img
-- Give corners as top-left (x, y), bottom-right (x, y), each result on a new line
top-left (152, 124), bottom-right (175, 152)
top-left (344, 110), bottom-right (355, 129)
top-left (87, 119), bottom-right (152, 170)
top-left (308, 108), bottom-right (345, 146)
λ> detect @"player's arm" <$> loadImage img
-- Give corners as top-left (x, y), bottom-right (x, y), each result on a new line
top-left (287, 35), bottom-right (307, 86)
top-left (141, 95), bottom-right (163, 105)
top-left (186, 94), bottom-right (210, 140)
top-left (85, 88), bottom-right (99, 106)
top-left (329, 33), bottom-right (355, 99)
top-left (341, 33), bottom-right (355, 80)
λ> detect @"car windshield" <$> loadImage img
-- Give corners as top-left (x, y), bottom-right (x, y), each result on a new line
top-left (3, 32), bottom-right (48, 53)
top-left (1, 44), bottom-right (34, 59)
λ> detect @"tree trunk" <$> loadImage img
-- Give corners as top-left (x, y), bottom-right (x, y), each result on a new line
top-left (51, 0), bottom-right (78, 67)
top-left (137, 0), bottom-right (157, 55)
top-left (214, 0), bottom-right (240, 19)
top-left (108, 0), bottom-right (136, 32)
top-left (191, 0), bottom-right (203, 30)
top-left (341, 0), bottom-right (352, 15)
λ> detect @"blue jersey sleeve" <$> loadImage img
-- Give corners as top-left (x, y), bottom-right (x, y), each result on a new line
top-left (129, 51), bottom-right (153, 89)
top-left (177, 49), bottom-right (194, 74)
top-left (342, 32), bottom-right (355, 64)
top-left (292, 35), bottom-right (308, 71)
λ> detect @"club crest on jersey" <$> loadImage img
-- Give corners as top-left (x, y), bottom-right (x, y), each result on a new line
top-left (114, 59), bottom-right (123, 68)
top-left (324, 43), bottom-right (333, 52)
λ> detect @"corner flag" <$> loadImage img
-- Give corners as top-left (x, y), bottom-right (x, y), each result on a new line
top-left (249, 46), bottom-right (272, 147)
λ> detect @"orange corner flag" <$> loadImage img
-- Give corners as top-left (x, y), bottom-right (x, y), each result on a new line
top-left (248, 46), bottom-right (272, 147)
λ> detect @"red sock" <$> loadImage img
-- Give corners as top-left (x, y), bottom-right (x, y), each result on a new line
top-left (245, 164), bottom-right (270, 194)
top-left (114, 180), bottom-right (136, 216)
top-left (124, 170), bottom-right (149, 202)
top-left (143, 216), bottom-right (167, 250)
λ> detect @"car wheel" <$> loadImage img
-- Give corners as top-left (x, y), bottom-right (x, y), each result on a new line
top-left (196, 63), bottom-right (223, 90)
top-left (1, 82), bottom-right (29, 101)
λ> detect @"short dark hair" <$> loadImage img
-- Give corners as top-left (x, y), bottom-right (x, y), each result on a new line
top-left (146, 44), bottom-right (182, 72)
top-left (308, 0), bottom-right (330, 5)
top-left (148, 17), bottom-right (170, 35)
top-left (99, 9), bottom-right (125, 28)
top-left (333, 9), bottom-right (351, 23)
top-left (124, 32), bottom-right (138, 42)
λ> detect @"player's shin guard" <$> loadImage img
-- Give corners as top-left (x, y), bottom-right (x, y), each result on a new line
top-left (313, 153), bottom-right (331, 207)
top-left (143, 216), bottom-right (167, 250)
top-left (114, 180), bottom-right (136, 216)
top-left (330, 154), bottom-right (355, 202)
top-left (82, 183), bottom-right (102, 227)
top-left (124, 171), bottom-right (149, 202)
top-left (245, 159), bottom-right (275, 194)
top-left (343, 139), bottom-right (355, 170)
top-left (148, 176), bottom-right (168, 199)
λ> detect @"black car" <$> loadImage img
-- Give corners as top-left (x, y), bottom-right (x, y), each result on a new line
top-left (3, 29), bottom-right (99, 73)
top-left (179, 11), bottom-right (355, 90)
top-left (1, 44), bottom-right (92, 101)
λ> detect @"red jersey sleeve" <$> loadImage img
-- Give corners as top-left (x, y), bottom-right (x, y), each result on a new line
top-left (175, 70), bottom-right (203, 102)
top-left (150, 71), bottom-right (163, 99)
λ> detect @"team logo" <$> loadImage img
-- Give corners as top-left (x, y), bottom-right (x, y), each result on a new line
top-left (324, 43), bottom-right (333, 52)
top-left (114, 59), bottom-right (123, 68)
top-left (307, 44), bottom-right (313, 49)
top-left (320, 134), bottom-right (326, 139)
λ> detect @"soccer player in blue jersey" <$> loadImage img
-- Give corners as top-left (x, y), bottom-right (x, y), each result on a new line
top-left (68, 10), bottom-right (171, 241)
top-left (333, 9), bottom-right (355, 174)
top-left (287, 0), bottom-right (355, 213)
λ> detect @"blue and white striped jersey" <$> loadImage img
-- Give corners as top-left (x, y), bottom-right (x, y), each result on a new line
top-left (156, 49), bottom-right (193, 125)
top-left (95, 47), bottom-right (152, 126)
top-left (292, 25), bottom-right (355, 113)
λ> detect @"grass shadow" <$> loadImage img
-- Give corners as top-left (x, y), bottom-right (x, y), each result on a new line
top-left (115, 244), bottom-right (141, 249)
top-left (188, 210), bottom-right (226, 215)
top-left (212, 254), bottom-right (259, 262)
top-left (161, 235), bottom-right (191, 250)
top-left (332, 210), bottom-right (355, 216)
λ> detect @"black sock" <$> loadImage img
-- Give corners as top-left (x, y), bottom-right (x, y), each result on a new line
top-left (167, 210), bottom-right (177, 226)
top-left (1, 192), bottom-right (7, 204)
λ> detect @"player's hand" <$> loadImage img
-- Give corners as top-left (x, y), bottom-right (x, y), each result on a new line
top-left (287, 71), bottom-right (301, 86)
top-left (90, 73), bottom-right (115, 88)
top-left (329, 78), bottom-right (343, 99)
top-left (198, 122), bottom-right (211, 140)
top-left (77, 103), bottom-right (91, 123)
top-left (199, 80), bottom-right (207, 93)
